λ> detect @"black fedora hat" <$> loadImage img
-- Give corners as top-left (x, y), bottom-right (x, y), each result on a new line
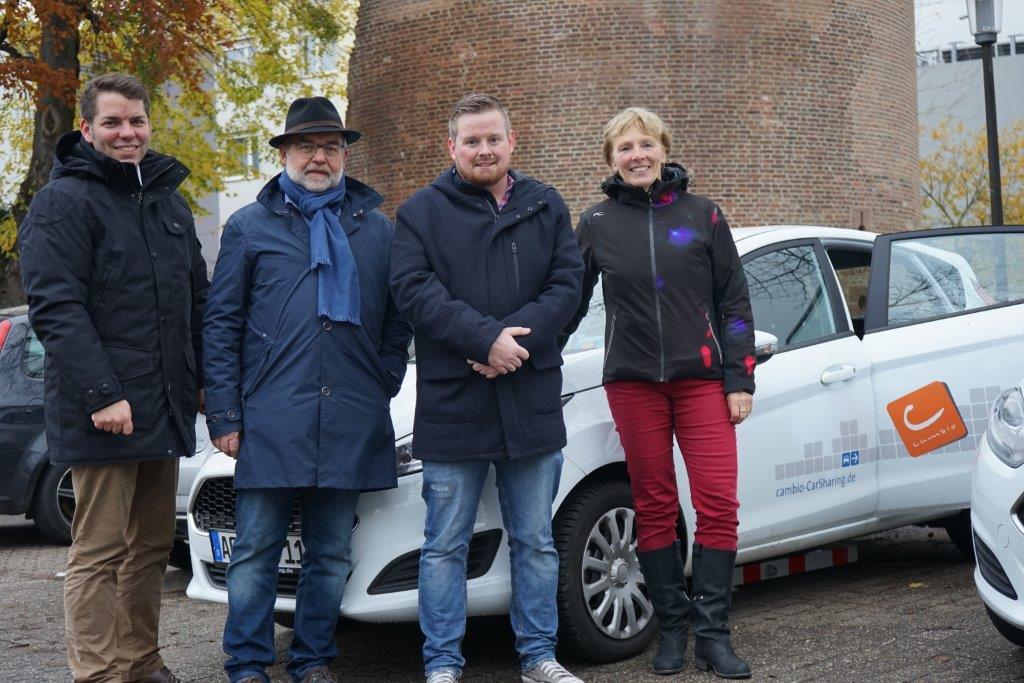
top-left (269, 96), bottom-right (361, 148)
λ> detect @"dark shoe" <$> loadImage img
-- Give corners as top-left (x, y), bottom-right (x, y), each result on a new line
top-left (690, 544), bottom-right (751, 679)
top-left (298, 666), bottom-right (338, 683)
top-left (236, 678), bottom-right (268, 683)
top-left (133, 668), bottom-right (182, 683)
top-left (636, 541), bottom-right (690, 675)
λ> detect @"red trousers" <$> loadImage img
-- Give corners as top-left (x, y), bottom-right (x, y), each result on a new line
top-left (605, 378), bottom-right (739, 552)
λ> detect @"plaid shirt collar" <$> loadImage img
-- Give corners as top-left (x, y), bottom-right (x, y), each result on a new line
top-left (496, 173), bottom-right (515, 211)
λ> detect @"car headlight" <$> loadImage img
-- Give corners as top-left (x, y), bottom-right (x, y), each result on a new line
top-left (986, 387), bottom-right (1024, 468)
top-left (395, 435), bottom-right (422, 477)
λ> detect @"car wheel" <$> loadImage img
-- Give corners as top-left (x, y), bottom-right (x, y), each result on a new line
top-left (554, 479), bottom-right (656, 662)
top-left (168, 540), bottom-right (192, 571)
top-left (274, 611), bottom-right (295, 629)
top-left (30, 465), bottom-right (74, 545)
top-left (943, 510), bottom-right (974, 560)
top-left (985, 606), bottom-right (1024, 647)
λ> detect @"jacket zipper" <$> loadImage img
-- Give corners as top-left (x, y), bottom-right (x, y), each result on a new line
top-left (704, 309), bottom-right (723, 365)
top-left (511, 241), bottom-right (520, 292)
top-left (604, 311), bottom-right (618, 362)
top-left (647, 196), bottom-right (666, 381)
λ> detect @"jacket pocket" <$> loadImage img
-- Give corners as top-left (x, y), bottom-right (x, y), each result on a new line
top-left (102, 344), bottom-right (156, 381)
top-left (417, 356), bottom-right (482, 424)
top-left (89, 264), bottom-right (117, 315)
top-left (241, 319), bottom-right (274, 399)
top-left (703, 308), bottom-right (724, 365)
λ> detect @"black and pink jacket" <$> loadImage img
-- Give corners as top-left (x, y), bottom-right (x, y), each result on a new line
top-left (560, 164), bottom-right (755, 394)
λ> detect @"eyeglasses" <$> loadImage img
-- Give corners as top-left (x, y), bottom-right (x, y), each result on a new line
top-left (292, 141), bottom-right (345, 158)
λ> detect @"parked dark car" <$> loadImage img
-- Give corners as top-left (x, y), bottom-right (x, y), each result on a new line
top-left (0, 306), bottom-right (70, 542)
top-left (0, 306), bottom-right (195, 567)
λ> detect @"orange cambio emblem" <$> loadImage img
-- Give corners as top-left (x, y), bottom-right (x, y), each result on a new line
top-left (886, 381), bottom-right (967, 457)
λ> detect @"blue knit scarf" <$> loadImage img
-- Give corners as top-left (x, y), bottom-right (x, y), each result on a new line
top-left (279, 172), bottom-right (361, 324)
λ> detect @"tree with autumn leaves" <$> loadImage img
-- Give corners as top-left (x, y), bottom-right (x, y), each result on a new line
top-left (920, 117), bottom-right (1024, 228)
top-left (0, 0), bottom-right (358, 305)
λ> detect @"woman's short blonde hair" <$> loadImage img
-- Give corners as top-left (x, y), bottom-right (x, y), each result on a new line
top-left (602, 107), bottom-right (672, 166)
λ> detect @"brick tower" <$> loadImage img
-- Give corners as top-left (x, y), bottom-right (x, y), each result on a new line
top-left (345, 0), bottom-right (918, 232)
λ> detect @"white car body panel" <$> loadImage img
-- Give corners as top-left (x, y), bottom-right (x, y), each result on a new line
top-left (971, 417), bottom-right (1024, 630)
top-left (186, 224), bottom-right (1024, 625)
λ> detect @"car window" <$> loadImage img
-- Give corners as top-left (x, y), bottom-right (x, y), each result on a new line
top-left (886, 232), bottom-right (1024, 325)
top-left (22, 327), bottom-right (44, 379)
top-left (562, 279), bottom-right (605, 355)
top-left (743, 245), bottom-right (838, 351)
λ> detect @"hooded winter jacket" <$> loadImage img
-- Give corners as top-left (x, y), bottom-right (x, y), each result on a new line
top-left (391, 167), bottom-right (583, 462)
top-left (19, 131), bottom-right (208, 465)
top-left (561, 164), bottom-right (755, 394)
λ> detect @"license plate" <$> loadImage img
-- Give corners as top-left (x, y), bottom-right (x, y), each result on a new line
top-left (209, 529), bottom-right (304, 569)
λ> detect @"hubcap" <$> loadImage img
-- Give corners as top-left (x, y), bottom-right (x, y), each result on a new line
top-left (56, 468), bottom-right (75, 529)
top-left (580, 506), bottom-right (654, 639)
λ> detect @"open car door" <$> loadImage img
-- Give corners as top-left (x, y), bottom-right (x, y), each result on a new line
top-left (861, 227), bottom-right (1024, 518)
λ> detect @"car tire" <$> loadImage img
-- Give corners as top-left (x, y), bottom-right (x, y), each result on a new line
top-left (168, 540), bottom-right (192, 571)
top-left (943, 510), bottom-right (974, 560)
top-left (274, 611), bottom-right (295, 629)
top-left (554, 479), bottom-right (657, 662)
top-left (985, 606), bottom-right (1024, 647)
top-left (30, 465), bottom-right (74, 545)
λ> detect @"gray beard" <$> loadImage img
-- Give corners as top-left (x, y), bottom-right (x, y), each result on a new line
top-left (286, 165), bottom-right (342, 192)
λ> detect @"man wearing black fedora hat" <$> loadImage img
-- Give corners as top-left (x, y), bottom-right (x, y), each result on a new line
top-left (204, 96), bottom-right (411, 683)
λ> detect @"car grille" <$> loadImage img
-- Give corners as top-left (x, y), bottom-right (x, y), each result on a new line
top-left (191, 477), bottom-right (302, 533)
top-left (367, 529), bottom-right (503, 595)
top-left (203, 562), bottom-right (301, 597)
top-left (974, 531), bottom-right (1018, 600)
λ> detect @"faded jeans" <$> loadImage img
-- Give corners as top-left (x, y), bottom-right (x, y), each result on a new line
top-left (223, 487), bottom-right (359, 682)
top-left (418, 451), bottom-right (563, 677)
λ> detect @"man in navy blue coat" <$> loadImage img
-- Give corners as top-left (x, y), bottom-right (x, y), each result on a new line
top-left (203, 97), bottom-right (411, 683)
top-left (391, 94), bottom-right (584, 683)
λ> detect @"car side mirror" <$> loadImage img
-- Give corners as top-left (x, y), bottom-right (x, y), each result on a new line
top-left (754, 330), bottom-right (778, 365)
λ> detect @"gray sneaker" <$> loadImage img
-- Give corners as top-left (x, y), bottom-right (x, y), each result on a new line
top-left (521, 660), bottom-right (584, 683)
top-left (425, 669), bottom-right (460, 683)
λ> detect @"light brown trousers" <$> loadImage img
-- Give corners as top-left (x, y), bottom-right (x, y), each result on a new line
top-left (64, 458), bottom-right (177, 683)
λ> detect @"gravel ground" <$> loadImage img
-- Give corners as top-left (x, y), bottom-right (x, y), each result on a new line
top-left (2, 516), bottom-right (1022, 682)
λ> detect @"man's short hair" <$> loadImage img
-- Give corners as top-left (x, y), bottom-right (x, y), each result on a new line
top-left (602, 107), bottom-right (672, 166)
top-left (448, 93), bottom-right (511, 140)
top-left (81, 73), bottom-right (151, 123)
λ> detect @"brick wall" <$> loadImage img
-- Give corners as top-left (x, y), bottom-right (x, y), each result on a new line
top-left (345, 0), bottom-right (918, 233)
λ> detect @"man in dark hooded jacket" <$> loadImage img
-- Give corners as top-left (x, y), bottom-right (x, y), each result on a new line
top-left (391, 94), bottom-right (583, 683)
top-left (19, 73), bottom-right (206, 683)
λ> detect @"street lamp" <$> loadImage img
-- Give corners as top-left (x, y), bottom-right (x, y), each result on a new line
top-left (967, 0), bottom-right (1004, 225)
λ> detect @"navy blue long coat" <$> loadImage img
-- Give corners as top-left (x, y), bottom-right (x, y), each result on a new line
top-left (391, 168), bottom-right (583, 462)
top-left (203, 174), bottom-right (411, 490)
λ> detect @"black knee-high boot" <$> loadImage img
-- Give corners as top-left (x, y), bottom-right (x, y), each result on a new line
top-left (690, 543), bottom-right (751, 679)
top-left (636, 541), bottom-right (689, 675)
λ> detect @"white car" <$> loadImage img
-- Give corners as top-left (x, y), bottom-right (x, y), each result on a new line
top-left (187, 225), bottom-right (1024, 661)
top-left (971, 381), bottom-right (1024, 648)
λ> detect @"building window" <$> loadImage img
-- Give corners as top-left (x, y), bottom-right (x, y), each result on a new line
top-left (224, 42), bottom-right (255, 67)
top-left (230, 136), bottom-right (260, 177)
top-left (304, 38), bottom-right (339, 74)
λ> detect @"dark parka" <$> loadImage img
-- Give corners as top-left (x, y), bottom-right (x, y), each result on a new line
top-left (203, 174), bottom-right (411, 490)
top-left (561, 165), bottom-right (756, 394)
top-left (391, 168), bottom-right (584, 462)
top-left (19, 131), bottom-right (208, 466)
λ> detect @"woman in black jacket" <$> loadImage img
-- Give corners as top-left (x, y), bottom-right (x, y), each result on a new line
top-left (561, 108), bottom-right (755, 679)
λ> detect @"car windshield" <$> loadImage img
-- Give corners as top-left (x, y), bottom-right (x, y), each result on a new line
top-left (562, 280), bottom-right (605, 355)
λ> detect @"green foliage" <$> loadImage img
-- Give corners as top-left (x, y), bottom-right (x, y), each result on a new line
top-left (0, 0), bottom-right (360, 248)
top-left (920, 117), bottom-right (1024, 227)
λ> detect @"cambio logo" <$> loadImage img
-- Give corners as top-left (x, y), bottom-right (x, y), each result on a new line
top-left (902, 404), bottom-right (944, 431)
top-left (886, 381), bottom-right (967, 457)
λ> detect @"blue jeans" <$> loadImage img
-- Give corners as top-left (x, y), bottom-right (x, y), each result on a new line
top-left (223, 487), bottom-right (359, 682)
top-left (419, 451), bottom-right (563, 677)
